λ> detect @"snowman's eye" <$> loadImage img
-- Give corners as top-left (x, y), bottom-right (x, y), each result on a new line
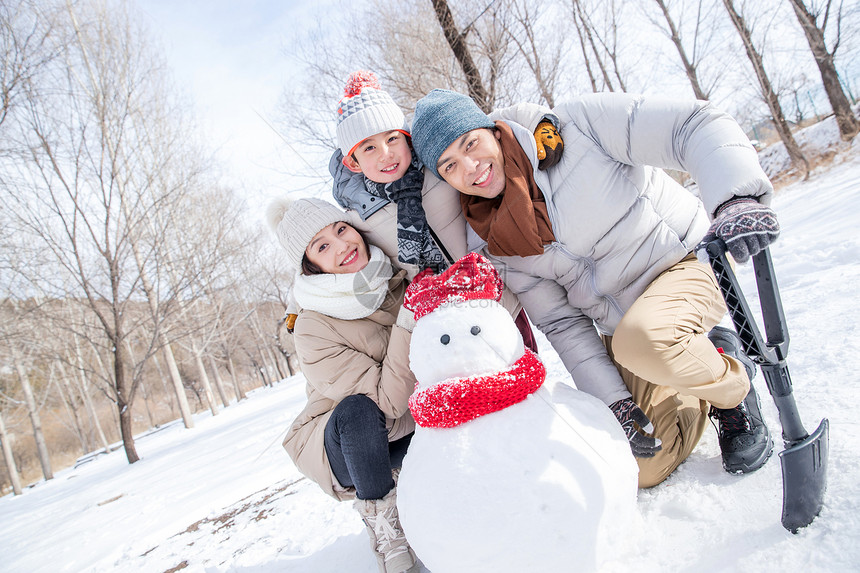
top-left (470, 326), bottom-right (481, 336)
top-left (440, 334), bottom-right (450, 345)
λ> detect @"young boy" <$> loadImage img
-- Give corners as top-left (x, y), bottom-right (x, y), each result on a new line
top-left (409, 88), bottom-right (778, 487)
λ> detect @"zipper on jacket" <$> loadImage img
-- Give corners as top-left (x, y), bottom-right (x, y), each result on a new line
top-left (428, 226), bottom-right (454, 268)
top-left (553, 242), bottom-right (625, 317)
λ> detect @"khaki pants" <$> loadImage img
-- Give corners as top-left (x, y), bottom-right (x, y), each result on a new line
top-left (606, 255), bottom-right (751, 488)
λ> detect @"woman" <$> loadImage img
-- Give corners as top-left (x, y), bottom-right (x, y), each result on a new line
top-left (267, 196), bottom-right (418, 573)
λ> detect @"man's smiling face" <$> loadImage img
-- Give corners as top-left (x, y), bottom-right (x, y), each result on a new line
top-left (436, 128), bottom-right (506, 199)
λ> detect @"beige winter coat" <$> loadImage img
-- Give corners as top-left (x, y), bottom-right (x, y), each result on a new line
top-left (283, 272), bottom-right (416, 501)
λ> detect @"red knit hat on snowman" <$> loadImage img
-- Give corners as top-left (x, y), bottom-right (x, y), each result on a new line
top-left (404, 252), bottom-right (504, 320)
top-left (404, 253), bottom-right (545, 429)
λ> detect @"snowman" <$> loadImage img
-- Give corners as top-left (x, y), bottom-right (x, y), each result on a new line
top-left (396, 253), bottom-right (639, 573)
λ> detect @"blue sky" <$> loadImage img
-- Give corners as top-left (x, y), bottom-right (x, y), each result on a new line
top-left (138, 0), bottom-right (322, 216)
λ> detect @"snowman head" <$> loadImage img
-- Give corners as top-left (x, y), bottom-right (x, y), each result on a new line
top-left (404, 253), bottom-right (524, 387)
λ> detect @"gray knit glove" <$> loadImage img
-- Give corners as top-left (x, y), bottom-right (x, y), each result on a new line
top-left (610, 398), bottom-right (662, 458)
top-left (700, 198), bottom-right (780, 263)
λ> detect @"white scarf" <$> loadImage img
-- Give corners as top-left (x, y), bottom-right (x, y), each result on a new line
top-left (293, 245), bottom-right (394, 320)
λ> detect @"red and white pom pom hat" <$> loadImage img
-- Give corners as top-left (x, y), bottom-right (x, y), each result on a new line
top-left (404, 252), bottom-right (504, 321)
top-left (335, 70), bottom-right (409, 157)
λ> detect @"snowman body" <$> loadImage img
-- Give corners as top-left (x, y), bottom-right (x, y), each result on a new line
top-left (397, 299), bottom-right (639, 573)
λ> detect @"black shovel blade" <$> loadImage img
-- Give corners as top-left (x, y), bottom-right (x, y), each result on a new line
top-left (780, 418), bottom-right (829, 533)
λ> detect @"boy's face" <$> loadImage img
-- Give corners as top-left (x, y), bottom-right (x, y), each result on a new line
top-left (343, 130), bottom-right (412, 184)
top-left (304, 222), bottom-right (369, 275)
top-left (436, 128), bottom-right (506, 199)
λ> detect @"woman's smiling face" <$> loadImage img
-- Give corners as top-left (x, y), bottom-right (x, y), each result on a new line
top-left (304, 222), bottom-right (369, 274)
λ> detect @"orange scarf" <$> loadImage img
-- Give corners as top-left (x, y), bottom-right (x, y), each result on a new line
top-left (460, 122), bottom-right (555, 257)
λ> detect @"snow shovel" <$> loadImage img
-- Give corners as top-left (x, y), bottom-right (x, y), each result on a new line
top-left (704, 240), bottom-right (829, 533)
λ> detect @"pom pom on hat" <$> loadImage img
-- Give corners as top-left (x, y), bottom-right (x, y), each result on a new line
top-left (342, 70), bottom-right (382, 97)
top-left (404, 253), bottom-right (504, 321)
top-left (336, 70), bottom-right (408, 156)
top-left (266, 196), bottom-right (346, 270)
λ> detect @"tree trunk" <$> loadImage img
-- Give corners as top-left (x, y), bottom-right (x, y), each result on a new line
top-left (0, 412), bottom-right (23, 495)
top-left (111, 312), bottom-right (140, 464)
top-left (72, 337), bottom-right (110, 453)
top-left (267, 346), bottom-right (285, 381)
top-left (227, 355), bottom-right (246, 401)
top-left (786, 0), bottom-right (859, 141)
top-left (722, 0), bottom-right (809, 179)
top-left (573, 0), bottom-right (615, 92)
top-left (114, 343), bottom-right (140, 464)
top-left (282, 351), bottom-right (295, 377)
top-left (151, 354), bottom-right (177, 416)
top-left (13, 353), bottom-right (53, 480)
top-left (655, 0), bottom-right (709, 100)
top-left (192, 339), bottom-right (219, 416)
top-left (55, 361), bottom-right (90, 453)
top-left (431, 0), bottom-right (492, 112)
top-left (124, 341), bottom-right (156, 428)
top-left (162, 338), bottom-right (194, 428)
top-left (571, 3), bottom-right (599, 92)
top-left (208, 355), bottom-right (230, 407)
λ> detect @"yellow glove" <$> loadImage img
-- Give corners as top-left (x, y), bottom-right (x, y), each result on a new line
top-left (534, 120), bottom-right (564, 170)
top-left (285, 313), bottom-right (298, 334)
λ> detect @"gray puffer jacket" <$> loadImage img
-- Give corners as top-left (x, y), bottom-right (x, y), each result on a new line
top-left (473, 92), bottom-right (773, 405)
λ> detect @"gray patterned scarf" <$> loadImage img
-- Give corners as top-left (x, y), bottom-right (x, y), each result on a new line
top-left (365, 152), bottom-right (447, 273)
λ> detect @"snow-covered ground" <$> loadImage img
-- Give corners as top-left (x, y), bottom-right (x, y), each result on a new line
top-left (2, 136), bottom-right (859, 573)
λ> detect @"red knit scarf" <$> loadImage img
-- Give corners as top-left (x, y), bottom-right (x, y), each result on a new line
top-left (408, 349), bottom-right (546, 428)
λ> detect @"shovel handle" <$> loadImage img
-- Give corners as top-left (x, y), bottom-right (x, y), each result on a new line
top-left (704, 241), bottom-right (810, 443)
top-left (704, 241), bottom-right (783, 364)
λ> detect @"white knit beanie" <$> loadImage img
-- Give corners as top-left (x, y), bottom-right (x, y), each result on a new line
top-left (336, 71), bottom-right (407, 156)
top-left (266, 196), bottom-right (346, 270)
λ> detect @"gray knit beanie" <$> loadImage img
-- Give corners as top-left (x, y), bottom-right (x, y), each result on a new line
top-left (336, 71), bottom-right (408, 156)
top-left (411, 89), bottom-right (495, 179)
top-left (266, 197), bottom-right (346, 270)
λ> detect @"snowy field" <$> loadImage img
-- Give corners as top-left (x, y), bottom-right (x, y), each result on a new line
top-left (1, 136), bottom-right (859, 572)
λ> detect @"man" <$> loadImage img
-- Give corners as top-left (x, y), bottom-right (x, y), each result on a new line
top-left (410, 89), bottom-right (778, 486)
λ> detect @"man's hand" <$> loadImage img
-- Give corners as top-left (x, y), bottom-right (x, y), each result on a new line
top-left (610, 398), bottom-right (662, 458)
top-left (700, 197), bottom-right (780, 263)
top-left (534, 120), bottom-right (564, 170)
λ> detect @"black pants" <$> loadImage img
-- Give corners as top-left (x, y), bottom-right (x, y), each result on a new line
top-left (324, 394), bottom-right (413, 500)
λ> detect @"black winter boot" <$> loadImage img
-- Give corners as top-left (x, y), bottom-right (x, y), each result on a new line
top-left (708, 326), bottom-right (774, 474)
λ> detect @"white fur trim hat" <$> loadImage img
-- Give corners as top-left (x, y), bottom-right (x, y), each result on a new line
top-left (336, 71), bottom-right (407, 156)
top-left (266, 197), bottom-right (346, 270)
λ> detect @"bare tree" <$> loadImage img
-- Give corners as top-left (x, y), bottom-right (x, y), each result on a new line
top-left (569, 0), bottom-right (618, 91)
top-left (500, 0), bottom-right (561, 107)
top-left (4, 1), bottom-right (205, 463)
top-left (722, 0), bottom-right (810, 179)
top-left (0, 0), bottom-right (60, 140)
top-left (431, 0), bottom-right (492, 112)
top-left (588, 0), bottom-right (630, 92)
top-left (786, 0), bottom-right (859, 140)
top-left (11, 345), bottom-right (53, 480)
top-left (649, 0), bottom-right (721, 100)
